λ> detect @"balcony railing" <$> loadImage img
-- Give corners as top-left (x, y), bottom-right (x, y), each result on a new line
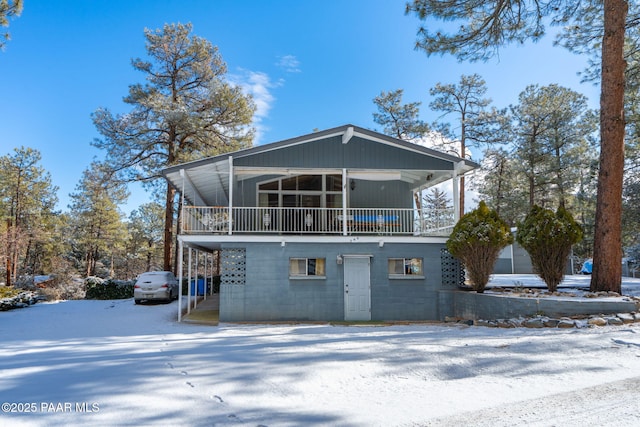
top-left (182, 206), bottom-right (455, 236)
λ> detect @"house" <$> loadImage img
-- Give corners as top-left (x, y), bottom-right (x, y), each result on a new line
top-left (493, 229), bottom-right (574, 275)
top-left (162, 124), bottom-right (478, 322)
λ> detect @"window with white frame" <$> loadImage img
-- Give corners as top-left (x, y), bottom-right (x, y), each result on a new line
top-left (289, 258), bottom-right (326, 278)
top-left (388, 258), bottom-right (424, 277)
top-left (258, 174), bottom-right (343, 209)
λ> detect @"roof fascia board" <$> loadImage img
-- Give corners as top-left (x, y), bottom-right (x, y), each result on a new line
top-left (351, 127), bottom-right (480, 170)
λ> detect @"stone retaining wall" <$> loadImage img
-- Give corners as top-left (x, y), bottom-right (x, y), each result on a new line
top-left (440, 290), bottom-right (639, 320)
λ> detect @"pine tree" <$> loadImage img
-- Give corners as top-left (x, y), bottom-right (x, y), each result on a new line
top-left (68, 163), bottom-right (128, 277)
top-left (372, 89), bottom-right (430, 141)
top-left (406, 0), bottom-right (630, 293)
top-left (0, 0), bottom-right (22, 49)
top-left (429, 73), bottom-right (508, 216)
top-left (0, 147), bottom-right (59, 286)
top-left (93, 23), bottom-right (256, 272)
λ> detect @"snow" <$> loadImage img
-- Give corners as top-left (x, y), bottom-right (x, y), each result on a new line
top-left (1, 275), bottom-right (640, 426)
top-left (486, 273), bottom-right (640, 297)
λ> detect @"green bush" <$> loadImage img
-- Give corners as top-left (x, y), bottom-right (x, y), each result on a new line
top-left (446, 201), bottom-right (513, 293)
top-left (0, 287), bottom-right (21, 299)
top-left (516, 205), bottom-right (583, 292)
top-left (85, 277), bottom-right (134, 300)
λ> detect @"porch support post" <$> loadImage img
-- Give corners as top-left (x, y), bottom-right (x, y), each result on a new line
top-left (419, 185), bottom-right (425, 234)
top-left (452, 166), bottom-right (460, 222)
top-left (187, 247), bottom-right (192, 314)
top-left (180, 169), bottom-right (185, 234)
top-left (228, 156), bottom-right (234, 235)
top-left (177, 238), bottom-right (184, 322)
top-left (209, 252), bottom-right (214, 296)
top-left (194, 250), bottom-right (199, 309)
top-left (342, 168), bottom-right (348, 236)
top-left (203, 251), bottom-right (208, 301)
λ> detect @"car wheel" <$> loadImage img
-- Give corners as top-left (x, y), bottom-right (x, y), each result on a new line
top-left (134, 299), bottom-right (141, 305)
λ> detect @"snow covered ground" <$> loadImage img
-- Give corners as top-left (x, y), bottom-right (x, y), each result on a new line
top-left (1, 275), bottom-right (640, 426)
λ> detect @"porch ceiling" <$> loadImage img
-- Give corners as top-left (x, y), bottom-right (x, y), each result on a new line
top-left (165, 163), bottom-right (454, 207)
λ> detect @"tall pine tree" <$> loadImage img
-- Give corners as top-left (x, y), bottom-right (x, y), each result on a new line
top-left (407, 0), bottom-right (629, 293)
top-left (92, 23), bottom-right (256, 272)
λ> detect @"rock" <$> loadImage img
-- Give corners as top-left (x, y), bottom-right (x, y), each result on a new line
top-left (0, 291), bottom-right (39, 311)
top-left (606, 316), bottom-right (624, 326)
top-left (588, 317), bottom-right (607, 326)
top-left (524, 317), bottom-right (546, 328)
top-left (475, 319), bottom-right (496, 327)
top-left (617, 313), bottom-right (635, 324)
top-left (496, 319), bottom-right (515, 328)
top-left (543, 318), bottom-right (560, 328)
top-left (510, 318), bottom-right (525, 327)
top-left (557, 319), bottom-right (576, 328)
top-left (633, 313), bottom-right (640, 322)
top-left (574, 319), bottom-right (589, 328)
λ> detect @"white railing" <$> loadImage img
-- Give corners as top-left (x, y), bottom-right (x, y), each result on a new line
top-left (182, 206), bottom-right (455, 236)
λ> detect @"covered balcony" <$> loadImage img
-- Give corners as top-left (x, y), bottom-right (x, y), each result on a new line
top-left (162, 125), bottom-right (479, 240)
top-left (182, 205), bottom-right (456, 236)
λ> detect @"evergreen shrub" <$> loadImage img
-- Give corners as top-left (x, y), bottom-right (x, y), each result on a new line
top-left (0, 286), bottom-right (21, 299)
top-left (85, 277), bottom-right (134, 300)
top-left (516, 205), bottom-right (583, 292)
top-left (446, 201), bottom-right (513, 292)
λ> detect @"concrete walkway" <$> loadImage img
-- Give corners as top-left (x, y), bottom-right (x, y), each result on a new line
top-left (182, 293), bottom-right (219, 325)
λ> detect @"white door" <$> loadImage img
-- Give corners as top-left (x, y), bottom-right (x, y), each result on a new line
top-left (344, 256), bottom-right (371, 321)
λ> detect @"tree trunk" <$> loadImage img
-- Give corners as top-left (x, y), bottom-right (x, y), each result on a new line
top-left (591, 0), bottom-right (627, 293)
top-left (6, 219), bottom-right (12, 287)
top-left (11, 229), bottom-right (19, 283)
top-left (459, 121), bottom-right (466, 217)
top-left (146, 240), bottom-right (152, 272)
top-left (163, 183), bottom-right (175, 272)
top-left (496, 157), bottom-right (504, 216)
top-left (529, 175), bottom-right (535, 207)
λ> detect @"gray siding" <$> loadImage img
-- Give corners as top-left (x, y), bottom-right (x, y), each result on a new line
top-left (493, 242), bottom-right (534, 274)
top-left (234, 135), bottom-right (453, 171)
top-left (219, 241), bottom-right (447, 321)
top-left (512, 243), bottom-right (534, 274)
top-left (234, 174), bottom-right (413, 209)
top-left (349, 180), bottom-right (413, 209)
top-left (492, 242), bottom-right (572, 275)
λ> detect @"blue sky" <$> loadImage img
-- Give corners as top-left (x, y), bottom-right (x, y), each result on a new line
top-left (0, 0), bottom-right (600, 214)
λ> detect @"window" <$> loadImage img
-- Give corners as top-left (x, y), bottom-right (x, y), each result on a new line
top-left (290, 258), bottom-right (326, 278)
top-left (388, 258), bottom-right (424, 278)
top-left (258, 174), bottom-right (343, 209)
